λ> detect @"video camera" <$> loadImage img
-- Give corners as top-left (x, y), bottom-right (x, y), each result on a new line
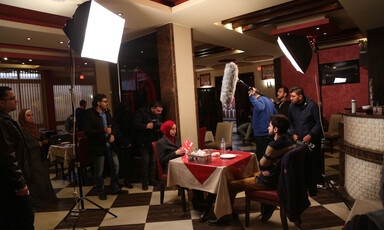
top-left (295, 140), bottom-right (315, 151)
top-left (151, 119), bottom-right (163, 130)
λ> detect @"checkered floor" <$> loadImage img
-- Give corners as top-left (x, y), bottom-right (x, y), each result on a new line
top-left (35, 129), bottom-right (349, 230)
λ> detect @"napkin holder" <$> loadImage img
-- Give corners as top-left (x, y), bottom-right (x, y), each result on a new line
top-left (188, 152), bottom-right (212, 164)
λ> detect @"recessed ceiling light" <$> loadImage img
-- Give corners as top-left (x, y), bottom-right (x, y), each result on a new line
top-left (4, 57), bottom-right (8, 60)
top-left (117, 13), bottom-right (123, 16)
top-left (141, 50), bottom-right (144, 54)
top-left (316, 27), bottom-right (320, 30)
top-left (323, 32), bottom-right (327, 35)
top-left (59, 41), bottom-right (64, 44)
top-left (84, 62), bottom-right (88, 65)
top-left (22, 62), bottom-right (25, 65)
top-left (29, 59), bottom-right (32, 62)
top-left (27, 37), bottom-right (31, 40)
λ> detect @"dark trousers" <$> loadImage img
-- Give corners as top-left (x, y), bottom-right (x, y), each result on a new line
top-left (140, 144), bottom-right (156, 183)
top-left (254, 135), bottom-right (271, 161)
top-left (0, 194), bottom-right (34, 230)
top-left (118, 147), bottom-right (135, 182)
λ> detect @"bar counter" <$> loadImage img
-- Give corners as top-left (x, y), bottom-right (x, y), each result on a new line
top-left (340, 113), bottom-right (384, 201)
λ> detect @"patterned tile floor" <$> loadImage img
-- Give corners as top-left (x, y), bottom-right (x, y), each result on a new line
top-left (35, 129), bottom-right (349, 229)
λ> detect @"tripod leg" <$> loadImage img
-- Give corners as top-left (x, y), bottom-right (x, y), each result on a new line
top-left (83, 197), bottom-right (117, 218)
top-left (63, 200), bottom-right (80, 221)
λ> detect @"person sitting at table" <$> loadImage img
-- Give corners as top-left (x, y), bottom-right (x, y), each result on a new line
top-left (157, 120), bottom-right (205, 211)
top-left (18, 109), bottom-right (57, 208)
top-left (156, 120), bottom-right (185, 171)
top-left (208, 114), bottom-right (294, 226)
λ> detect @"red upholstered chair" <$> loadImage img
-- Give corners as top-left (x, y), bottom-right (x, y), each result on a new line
top-left (245, 145), bottom-right (311, 229)
top-left (152, 141), bottom-right (187, 210)
top-left (78, 136), bottom-right (93, 184)
top-left (245, 190), bottom-right (288, 229)
top-left (199, 127), bottom-right (207, 149)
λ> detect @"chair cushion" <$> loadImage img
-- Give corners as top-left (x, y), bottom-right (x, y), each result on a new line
top-left (246, 190), bottom-right (280, 202)
top-left (325, 131), bottom-right (339, 139)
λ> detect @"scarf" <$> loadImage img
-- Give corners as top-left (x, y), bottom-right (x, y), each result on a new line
top-left (160, 120), bottom-right (176, 144)
top-left (18, 108), bottom-right (41, 139)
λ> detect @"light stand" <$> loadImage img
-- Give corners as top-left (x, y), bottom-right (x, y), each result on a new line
top-left (61, 1), bottom-right (125, 226)
top-left (63, 47), bottom-right (117, 230)
top-left (308, 37), bottom-right (352, 210)
top-left (278, 34), bottom-right (351, 209)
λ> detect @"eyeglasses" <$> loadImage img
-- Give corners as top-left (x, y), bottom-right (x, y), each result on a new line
top-left (2, 97), bottom-right (16, 101)
top-left (101, 100), bottom-right (108, 103)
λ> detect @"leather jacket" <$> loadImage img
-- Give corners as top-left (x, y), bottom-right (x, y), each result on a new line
top-left (0, 110), bottom-right (32, 195)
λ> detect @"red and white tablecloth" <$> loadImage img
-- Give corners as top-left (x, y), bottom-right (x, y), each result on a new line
top-left (167, 150), bottom-right (259, 219)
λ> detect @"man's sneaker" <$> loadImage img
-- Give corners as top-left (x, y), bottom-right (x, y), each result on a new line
top-left (98, 193), bottom-right (107, 200)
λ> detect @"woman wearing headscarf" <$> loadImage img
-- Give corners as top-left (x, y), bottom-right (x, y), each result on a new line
top-left (156, 120), bottom-right (205, 211)
top-left (156, 120), bottom-right (185, 172)
top-left (19, 109), bottom-right (57, 208)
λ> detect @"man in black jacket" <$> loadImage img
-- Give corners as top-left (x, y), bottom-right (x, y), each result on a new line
top-left (84, 94), bottom-right (128, 200)
top-left (274, 86), bottom-right (290, 117)
top-left (133, 101), bottom-right (164, 190)
top-left (0, 86), bottom-right (34, 229)
top-left (288, 86), bottom-right (322, 184)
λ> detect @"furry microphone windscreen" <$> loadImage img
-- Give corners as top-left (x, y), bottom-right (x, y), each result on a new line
top-left (220, 62), bottom-right (239, 105)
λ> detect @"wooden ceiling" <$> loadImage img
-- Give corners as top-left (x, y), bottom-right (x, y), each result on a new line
top-left (221, 0), bottom-right (363, 46)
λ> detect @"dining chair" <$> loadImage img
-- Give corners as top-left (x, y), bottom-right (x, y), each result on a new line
top-left (77, 136), bottom-right (93, 184)
top-left (324, 114), bottom-right (342, 153)
top-left (245, 145), bottom-right (311, 229)
top-left (152, 141), bottom-right (187, 211)
top-left (205, 122), bottom-right (234, 150)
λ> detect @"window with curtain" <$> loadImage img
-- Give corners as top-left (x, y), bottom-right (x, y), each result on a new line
top-left (0, 69), bottom-right (44, 125)
top-left (53, 84), bottom-right (94, 122)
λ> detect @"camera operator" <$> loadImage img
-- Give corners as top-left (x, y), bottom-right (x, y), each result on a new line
top-left (133, 101), bottom-right (164, 190)
top-left (288, 86), bottom-right (322, 187)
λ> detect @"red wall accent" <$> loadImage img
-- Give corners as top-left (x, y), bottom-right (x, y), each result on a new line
top-left (281, 44), bottom-right (369, 123)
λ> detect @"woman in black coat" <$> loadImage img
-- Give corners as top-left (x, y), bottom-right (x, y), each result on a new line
top-left (156, 120), bottom-right (205, 211)
top-left (18, 109), bottom-right (57, 208)
top-left (156, 120), bottom-right (185, 172)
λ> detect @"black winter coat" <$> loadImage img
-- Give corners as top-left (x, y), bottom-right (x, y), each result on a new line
top-left (83, 108), bottom-right (116, 157)
top-left (133, 106), bottom-right (162, 145)
top-left (156, 135), bottom-right (181, 172)
top-left (0, 111), bottom-right (32, 195)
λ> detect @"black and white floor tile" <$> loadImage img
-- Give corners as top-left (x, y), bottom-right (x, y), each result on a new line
top-left (35, 127), bottom-right (349, 229)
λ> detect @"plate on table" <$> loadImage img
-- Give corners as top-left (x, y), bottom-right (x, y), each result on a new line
top-left (220, 154), bottom-right (236, 159)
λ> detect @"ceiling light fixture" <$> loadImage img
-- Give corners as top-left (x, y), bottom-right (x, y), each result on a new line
top-left (27, 37), bottom-right (31, 40)
top-left (29, 59), bottom-right (32, 62)
top-left (59, 41), bottom-right (64, 44)
top-left (117, 13), bottom-right (123, 16)
top-left (4, 57), bottom-right (8, 60)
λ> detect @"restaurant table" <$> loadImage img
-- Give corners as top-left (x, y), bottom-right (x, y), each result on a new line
top-left (48, 143), bottom-right (75, 180)
top-left (167, 150), bottom-right (259, 219)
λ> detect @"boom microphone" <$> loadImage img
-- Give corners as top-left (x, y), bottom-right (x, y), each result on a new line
top-left (220, 62), bottom-right (238, 105)
top-left (220, 62), bottom-right (263, 105)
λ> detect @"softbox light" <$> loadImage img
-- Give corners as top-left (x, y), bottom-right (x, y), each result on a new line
top-left (277, 34), bottom-right (313, 74)
top-left (63, 0), bottom-right (125, 63)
